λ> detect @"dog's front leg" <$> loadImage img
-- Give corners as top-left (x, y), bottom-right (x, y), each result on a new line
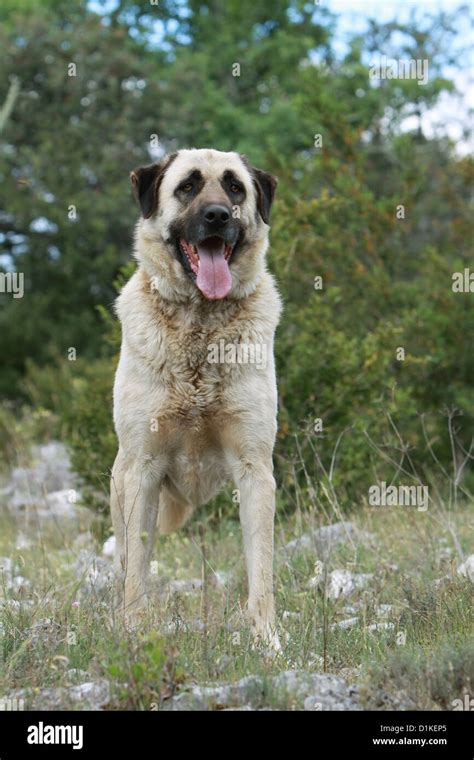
top-left (234, 459), bottom-right (280, 650)
top-left (118, 457), bottom-right (162, 621)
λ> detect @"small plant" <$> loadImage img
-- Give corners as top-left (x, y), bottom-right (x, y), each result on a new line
top-left (104, 630), bottom-right (181, 710)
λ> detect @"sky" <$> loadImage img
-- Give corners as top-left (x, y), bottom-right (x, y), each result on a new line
top-left (327, 0), bottom-right (473, 154)
top-left (329, 0), bottom-right (465, 21)
top-left (328, 0), bottom-right (470, 51)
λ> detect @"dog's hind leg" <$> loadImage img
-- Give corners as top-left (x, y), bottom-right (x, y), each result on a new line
top-left (156, 481), bottom-right (193, 535)
top-left (110, 448), bottom-right (127, 603)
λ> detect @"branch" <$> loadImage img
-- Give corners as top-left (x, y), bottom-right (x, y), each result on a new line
top-left (0, 77), bottom-right (21, 135)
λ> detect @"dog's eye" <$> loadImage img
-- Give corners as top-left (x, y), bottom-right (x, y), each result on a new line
top-left (181, 182), bottom-right (193, 192)
top-left (230, 183), bottom-right (242, 194)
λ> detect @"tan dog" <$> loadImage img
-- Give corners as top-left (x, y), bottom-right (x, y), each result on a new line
top-left (111, 148), bottom-right (282, 647)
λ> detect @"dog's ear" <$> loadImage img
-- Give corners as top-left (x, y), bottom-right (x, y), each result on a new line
top-left (252, 167), bottom-right (277, 224)
top-left (240, 156), bottom-right (277, 224)
top-left (130, 153), bottom-right (177, 219)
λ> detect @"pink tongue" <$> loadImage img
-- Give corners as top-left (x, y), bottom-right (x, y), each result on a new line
top-left (196, 238), bottom-right (232, 300)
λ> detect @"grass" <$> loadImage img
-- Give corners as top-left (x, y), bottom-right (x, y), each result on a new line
top-left (0, 467), bottom-right (472, 710)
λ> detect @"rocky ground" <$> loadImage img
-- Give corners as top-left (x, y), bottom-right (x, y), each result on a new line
top-left (0, 442), bottom-right (472, 711)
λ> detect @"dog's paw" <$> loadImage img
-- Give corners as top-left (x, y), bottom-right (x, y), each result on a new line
top-left (252, 624), bottom-right (283, 657)
top-left (119, 596), bottom-right (150, 630)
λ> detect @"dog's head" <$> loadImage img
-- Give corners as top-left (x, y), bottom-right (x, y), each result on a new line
top-left (130, 149), bottom-right (277, 301)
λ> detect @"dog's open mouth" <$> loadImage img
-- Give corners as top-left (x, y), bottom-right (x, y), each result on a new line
top-left (180, 236), bottom-right (234, 300)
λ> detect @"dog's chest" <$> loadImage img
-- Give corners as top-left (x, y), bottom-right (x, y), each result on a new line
top-left (154, 312), bottom-right (243, 421)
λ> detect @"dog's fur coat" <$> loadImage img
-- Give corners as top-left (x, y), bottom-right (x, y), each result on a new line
top-left (111, 148), bottom-right (281, 645)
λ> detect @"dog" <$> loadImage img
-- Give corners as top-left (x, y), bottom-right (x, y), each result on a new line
top-left (110, 148), bottom-right (282, 647)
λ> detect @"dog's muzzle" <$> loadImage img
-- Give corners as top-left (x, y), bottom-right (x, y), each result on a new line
top-left (178, 203), bottom-right (240, 300)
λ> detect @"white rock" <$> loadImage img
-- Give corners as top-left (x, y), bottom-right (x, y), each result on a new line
top-left (281, 521), bottom-right (374, 559)
top-left (66, 668), bottom-right (91, 682)
top-left (212, 570), bottom-right (232, 587)
top-left (304, 696), bottom-right (323, 710)
top-left (15, 679), bottom-right (111, 710)
top-left (330, 617), bottom-right (359, 630)
top-left (457, 555), bottom-right (474, 583)
top-left (367, 622), bottom-right (394, 632)
top-left (307, 655), bottom-right (325, 669)
top-left (162, 618), bottom-right (205, 634)
top-left (12, 575), bottom-right (31, 591)
top-left (102, 535), bottom-right (116, 558)
top-left (375, 604), bottom-right (393, 618)
top-left (161, 619), bottom-right (188, 634)
top-left (165, 670), bottom-right (360, 711)
top-left (75, 551), bottom-right (113, 595)
top-left (327, 570), bottom-right (373, 600)
top-left (438, 546), bottom-right (453, 559)
top-left (6, 442), bottom-right (74, 510)
top-left (307, 560), bottom-right (326, 588)
top-left (26, 618), bottom-right (61, 646)
top-left (343, 603), bottom-right (361, 614)
top-left (68, 680), bottom-right (110, 708)
top-left (15, 534), bottom-right (31, 550)
top-left (164, 578), bottom-right (203, 595)
top-left (0, 599), bottom-right (33, 610)
top-left (282, 610), bottom-right (300, 621)
top-left (44, 489), bottom-right (82, 519)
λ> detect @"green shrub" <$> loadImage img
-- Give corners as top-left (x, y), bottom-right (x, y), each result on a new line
top-left (362, 637), bottom-right (474, 710)
top-left (22, 356), bottom-right (116, 511)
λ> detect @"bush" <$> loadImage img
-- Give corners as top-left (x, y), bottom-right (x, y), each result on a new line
top-left (271, 150), bottom-right (474, 505)
top-left (22, 356), bottom-right (116, 510)
top-left (363, 637), bottom-right (474, 710)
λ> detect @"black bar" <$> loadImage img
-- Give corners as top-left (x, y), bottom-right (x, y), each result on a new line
top-left (0, 710), bottom-right (472, 757)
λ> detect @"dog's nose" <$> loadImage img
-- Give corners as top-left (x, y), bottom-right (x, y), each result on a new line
top-left (202, 204), bottom-right (230, 226)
